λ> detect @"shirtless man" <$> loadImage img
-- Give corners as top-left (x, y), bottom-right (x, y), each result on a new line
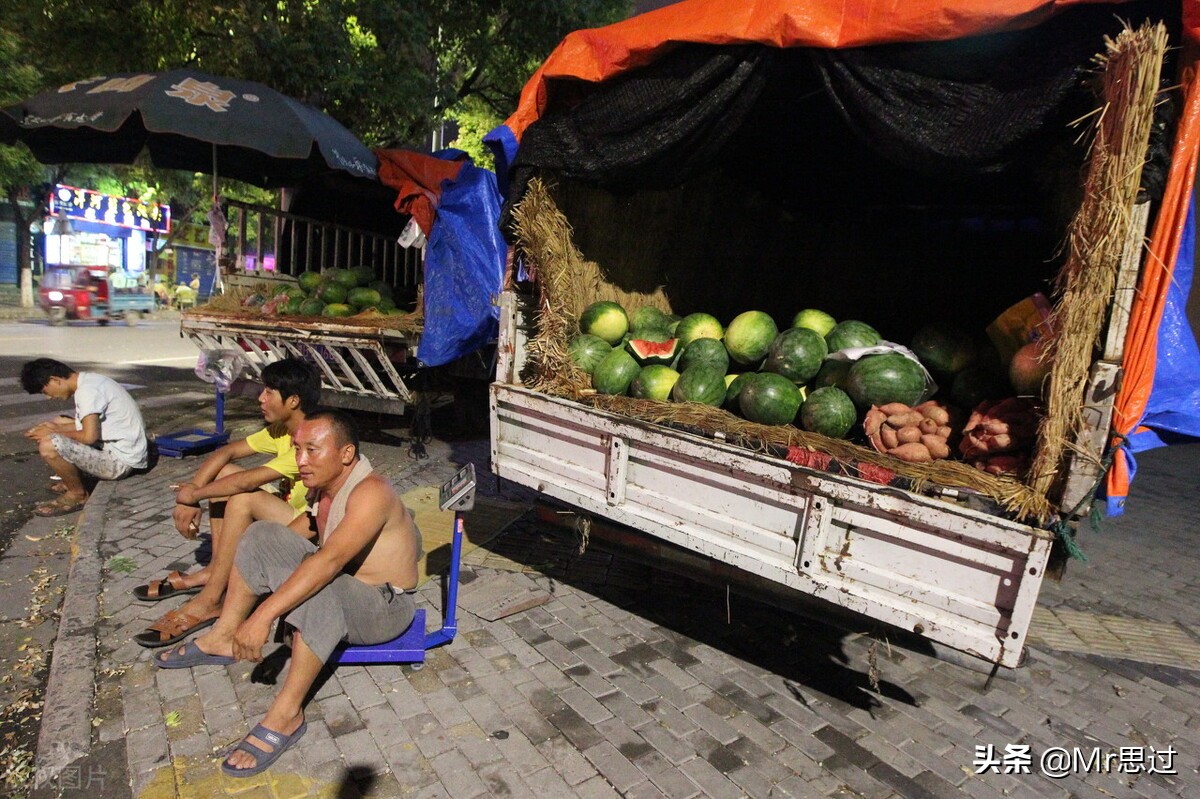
top-left (154, 410), bottom-right (422, 779)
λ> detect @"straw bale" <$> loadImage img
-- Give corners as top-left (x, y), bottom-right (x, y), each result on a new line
top-left (1026, 22), bottom-right (1166, 500)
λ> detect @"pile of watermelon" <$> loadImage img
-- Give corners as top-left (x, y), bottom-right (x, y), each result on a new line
top-left (568, 300), bottom-right (1039, 470)
top-left (244, 266), bottom-right (409, 319)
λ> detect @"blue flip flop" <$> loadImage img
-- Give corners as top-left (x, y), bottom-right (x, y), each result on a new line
top-left (153, 640), bottom-right (235, 669)
top-left (221, 721), bottom-right (308, 778)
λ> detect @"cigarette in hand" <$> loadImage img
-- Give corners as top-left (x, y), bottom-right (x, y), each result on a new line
top-left (169, 484), bottom-right (180, 490)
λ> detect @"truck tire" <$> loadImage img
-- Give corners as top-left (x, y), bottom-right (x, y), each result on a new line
top-left (124, 310), bottom-right (140, 327)
top-left (97, 318), bottom-right (110, 326)
top-left (48, 307), bottom-right (67, 326)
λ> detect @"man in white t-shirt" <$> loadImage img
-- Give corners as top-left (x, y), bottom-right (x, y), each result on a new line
top-left (21, 358), bottom-right (148, 517)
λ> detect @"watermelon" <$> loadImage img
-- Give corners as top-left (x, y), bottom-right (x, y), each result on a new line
top-left (740, 372), bottom-right (803, 426)
top-left (724, 311), bottom-right (778, 365)
top-left (812, 358), bottom-right (851, 390)
top-left (281, 297), bottom-right (306, 315)
top-left (630, 365), bottom-right (681, 402)
top-left (678, 338), bottom-right (729, 374)
top-left (569, 334), bottom-right (613, 374)
top-left (297, 270), bottom-right (323, 294)
top-left (630, 306), bottom-right (671, 335)
top-left (377, 296), bottom-right (397, 312)
top-left (800, 387), bottom-right (857, 439)
top-left (723, 373), bottom-right (753, 411)
top-left (322, 303), bottom-right (353, 317)
top-left (825, 320), bottom-right (881, 352)
top-left (592, 349), bottom-right (640, 395)
top-left (368, 280), bottom-right (392, 297)
top-left (626, 337), bottom-right (679, 366)
top-left (319, 282), bottom-right (348, 304)
top-left (350, 265), bottom-right (376, 287)
top-left (326, 268), bottom-right (360, 290)
top-left (284, 285), bottom-right (307, 301)
top-left (950, 364), bottom-right (1010, 409)
top-left (845, 353), bottom-right (927, 409)
top-left (347, 287), bottom-right (383, 310)
top-left (763, 328), bottom-right (827, 384)
top-left (580, 301), bottom-right (629, 345)
top-left (792, 308), bottom-right (837, 338)
top-left (298, 298), bottom-right (325, 316)
top-left (671, 365), bottom-right (727, 407)
top-left (674, 313), bottom-right (724, 348)
top-left (910, 325), bottom-right (978, 376)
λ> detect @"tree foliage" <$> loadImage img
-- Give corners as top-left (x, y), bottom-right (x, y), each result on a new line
top-left (3, 0), bottom-right (631, 152)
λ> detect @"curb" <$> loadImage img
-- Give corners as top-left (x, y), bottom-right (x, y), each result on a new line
top-left (33, 481), bottom-right (113, 789)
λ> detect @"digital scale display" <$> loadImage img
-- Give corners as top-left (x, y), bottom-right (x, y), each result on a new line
top-left (439, 463), bottom-right (477, 512)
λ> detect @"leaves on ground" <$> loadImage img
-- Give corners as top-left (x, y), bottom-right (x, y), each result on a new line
top-left (105, 556), bottom-right (137, 574)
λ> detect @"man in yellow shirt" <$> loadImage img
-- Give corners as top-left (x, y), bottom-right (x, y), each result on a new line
top-left (133, 358), bottom-right (321, 648)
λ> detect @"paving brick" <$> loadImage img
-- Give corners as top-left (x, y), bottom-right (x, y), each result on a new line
top-left (335, 728), bottom-right (389, 776)
top-left (573, 775), bottom-right (623, 799)
top-left (560, 685), bottom-right (615, 726)
top-left (683, 702), bottom-right (741, 746)
top-left (537, 734), bottom-right (599, 786)
top-left (584, 740), bottom-right (649, 794)
top-left (677, 755), bottom-right (745, 799)
top-left (428, 748), bottom-right (487, 798)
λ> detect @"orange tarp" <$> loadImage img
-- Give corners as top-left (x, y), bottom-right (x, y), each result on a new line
top-left (500, 0), bottom-right (1200, 510)
top-left (375, 149), bottom-right (465, 236)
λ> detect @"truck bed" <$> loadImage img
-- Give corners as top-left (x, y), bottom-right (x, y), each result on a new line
top-left (491, 383), bottom-right (1052, 668)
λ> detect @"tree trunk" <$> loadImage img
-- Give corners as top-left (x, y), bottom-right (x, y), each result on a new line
top-left (6, 190), bottom-right (37, 307)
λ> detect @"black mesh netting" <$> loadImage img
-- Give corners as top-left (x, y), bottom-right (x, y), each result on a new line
top-left (502, 1), bottom-right (1181, 232)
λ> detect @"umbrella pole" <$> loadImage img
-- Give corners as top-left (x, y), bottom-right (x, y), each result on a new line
top-left (212, 145), bottom-right (225, 295)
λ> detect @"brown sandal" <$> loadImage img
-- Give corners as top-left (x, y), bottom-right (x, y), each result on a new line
top-left (132, 570), bottom-right (202, 602)
top-left (134, 609), bottom-right (219, 648)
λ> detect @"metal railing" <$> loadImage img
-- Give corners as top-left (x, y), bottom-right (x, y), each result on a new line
top-left (224, 199), bottom-right (422, 290)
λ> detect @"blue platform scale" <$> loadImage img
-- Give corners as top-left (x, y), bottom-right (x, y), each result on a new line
top-left (331, 463), bottom-right (475, 665)
top-left (155, 388), bottom-right (232, 458)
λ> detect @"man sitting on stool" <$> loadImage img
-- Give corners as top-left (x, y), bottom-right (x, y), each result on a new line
top-left (133, 357), bottom-right (320, 649)
top-left (154, 410), bottom-right (423, 778)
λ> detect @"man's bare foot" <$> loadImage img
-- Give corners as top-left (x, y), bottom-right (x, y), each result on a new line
top-left (223, 710), bottom-right (305, 773)
top-left (174, 594), bottom-right (222, 621)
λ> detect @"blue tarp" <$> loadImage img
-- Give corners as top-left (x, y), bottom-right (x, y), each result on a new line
top-left (1106, 199), bottom-right (1200, 514)
top-left (418, 153), bottom-right (506, 368)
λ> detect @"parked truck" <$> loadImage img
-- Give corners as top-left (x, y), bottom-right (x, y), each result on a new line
top-left (486, 0), bottom-right (1200, 668)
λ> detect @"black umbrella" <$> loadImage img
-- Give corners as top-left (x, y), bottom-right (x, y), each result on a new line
top-left (1, 69), bottom-right (377, 188)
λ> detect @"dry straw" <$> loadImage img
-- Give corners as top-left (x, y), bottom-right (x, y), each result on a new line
top-left (1026, 22), bottom-right (1167, 502)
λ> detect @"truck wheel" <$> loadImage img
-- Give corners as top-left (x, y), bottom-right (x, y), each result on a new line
top-left (96, 318), bottom-right (110, 326)
top-left (48, 307), bottom-right (67, 326)
top-left (124, 311), bottom-right (140, 327)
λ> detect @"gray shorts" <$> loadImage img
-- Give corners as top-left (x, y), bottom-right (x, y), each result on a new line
top-left (234, 521), bottom-right (416, 663)
top-left (49, 434), bottom-right (134, 481)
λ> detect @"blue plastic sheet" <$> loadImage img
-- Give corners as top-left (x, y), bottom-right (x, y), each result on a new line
top-left (418, 154), bottom-right (506, 368)
top-left (1105, 199), bottom-right (1200, 514)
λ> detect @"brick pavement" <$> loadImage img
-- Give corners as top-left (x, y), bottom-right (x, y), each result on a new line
top-left (30, 420), bottom-right (1200, 798)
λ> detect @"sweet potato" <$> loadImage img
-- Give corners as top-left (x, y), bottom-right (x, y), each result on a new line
top-left (884, 412), bottom-right (920, 429)
top-left (897, 425), bottom-right (923, 444)
top-left (880, 426), bottom-right (899, 450)
top-left (890, 443), bottom-right (933, 463)
top-left (921, 434), bottom-right (950, 460)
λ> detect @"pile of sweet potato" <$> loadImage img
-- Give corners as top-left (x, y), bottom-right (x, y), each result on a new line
top-left (864, 401), bottom-right (958, 463)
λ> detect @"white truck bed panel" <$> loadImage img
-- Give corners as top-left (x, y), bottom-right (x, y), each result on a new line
top-left (492, 384), bottom-right (1052, 667)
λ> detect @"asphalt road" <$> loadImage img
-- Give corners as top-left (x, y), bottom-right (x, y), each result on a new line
top-left (0, 316), bottom-right (218, 550)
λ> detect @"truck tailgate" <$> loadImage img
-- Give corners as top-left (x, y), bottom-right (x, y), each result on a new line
top-left (492, 384), bottom-right (1052, 668)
